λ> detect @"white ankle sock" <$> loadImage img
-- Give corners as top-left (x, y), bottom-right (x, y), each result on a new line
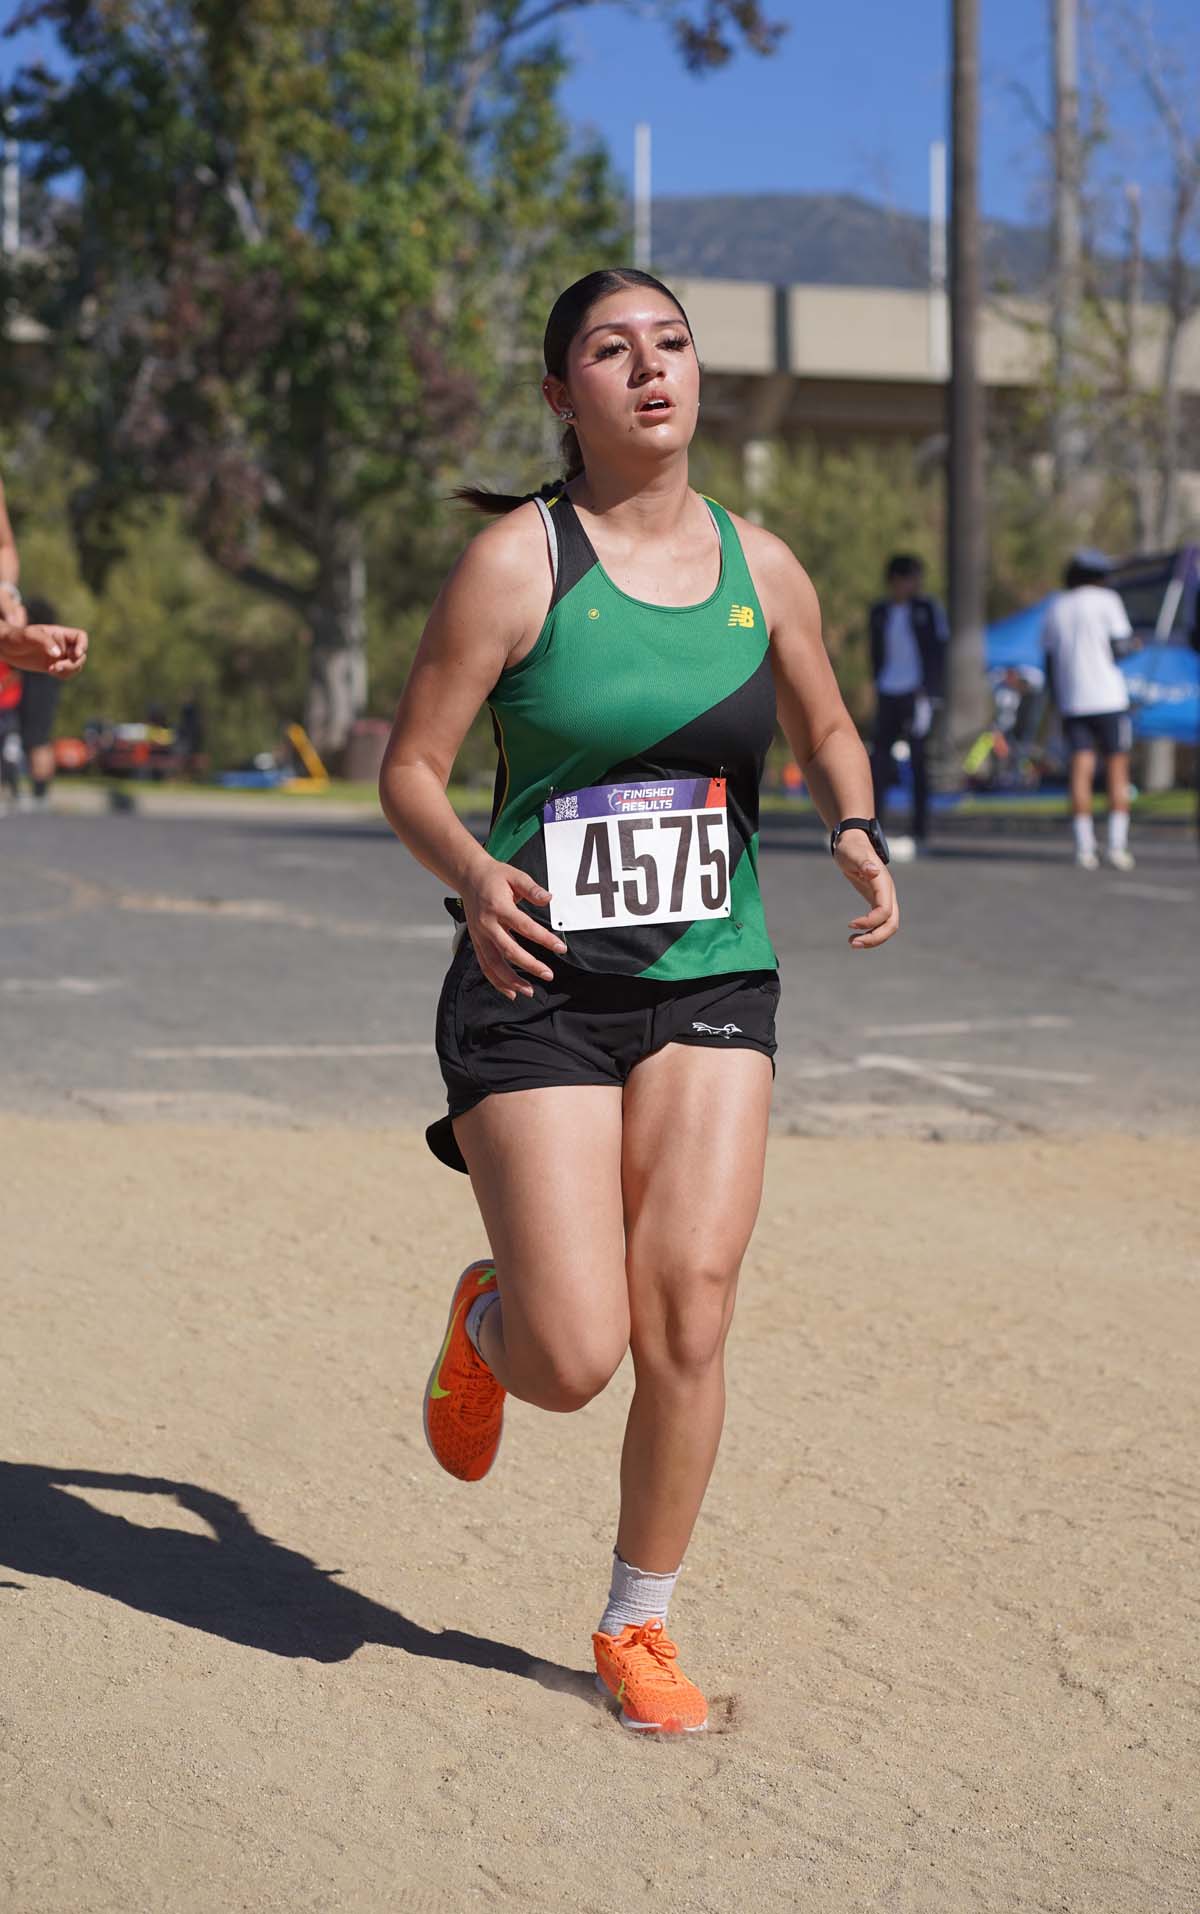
top-left (598, 1549), bottom-right (681, 1637)
top-left (464, 1292), bottom-right (500, 1361)
top-left (1108, 810), bottom-right (1130, 853)
top-left (1073, 814), bottom-right (1096, 856)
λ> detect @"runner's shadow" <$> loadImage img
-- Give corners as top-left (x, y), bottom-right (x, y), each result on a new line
top-left (0, 1463), bottom-right (591, 1693)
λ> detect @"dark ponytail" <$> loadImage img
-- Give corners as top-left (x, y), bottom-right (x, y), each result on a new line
top-left (455, 426), bottom-right (582, 518)
top-left (456, 267), bottom-right (692, 516)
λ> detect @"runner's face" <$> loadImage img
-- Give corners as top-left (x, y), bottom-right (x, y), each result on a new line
top-left (548, 290), bottom-right (699, 464)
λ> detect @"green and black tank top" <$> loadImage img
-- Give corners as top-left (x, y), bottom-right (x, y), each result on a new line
top-left (482, 491), bottom-right (778, 981)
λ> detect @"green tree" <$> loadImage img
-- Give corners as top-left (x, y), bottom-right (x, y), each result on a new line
top-left (7, 0), bottom-right (783, 764)
top-left (4, 436), bottom-right (306, 763)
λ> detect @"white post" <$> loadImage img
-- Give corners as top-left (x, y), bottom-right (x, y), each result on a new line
top-left (743, 440), bottom-right (772, 526)
top-left (634, 122), bottom-right (651, 270)
top-left (929, 139), bottom-right (949, 380)
top-left (2, 139), bottom-right (19, 256)
top-left (1144, 556), bottom-right (1183, 792)
top-left (1051, 0), bottom-right (1084, 491)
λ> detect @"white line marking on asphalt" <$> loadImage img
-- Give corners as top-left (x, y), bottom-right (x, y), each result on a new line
top-left (136, 1042), bottom-right (434, 1061)
top-left (860, 1015), bottom-right (1072, 1038)
top-left (1, 977), bottom-right (121, 995)
top-left (855, 1054), bottom-right (996, 1099)
top-left (72, 1088), bottom-right (290, 1122)
top-left (116, 893), bottom-right (448, 940)
top-left (934, 1062), bottom-right (1094, 1085)
top-left (1106, 883), bottom-right (1194, 904)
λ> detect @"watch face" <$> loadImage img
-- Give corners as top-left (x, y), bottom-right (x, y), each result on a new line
top-left (870, 821), bottom-right (891, 863)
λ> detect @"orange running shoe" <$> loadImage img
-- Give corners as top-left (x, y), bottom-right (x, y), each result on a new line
top-left (423, 1260), bottom-right (505, 1482)
top-left (592, 1619), bottom-right (708, 1733)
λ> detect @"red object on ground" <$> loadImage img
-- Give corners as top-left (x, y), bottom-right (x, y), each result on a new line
top-left (54, 736), bottom-right (92, 772)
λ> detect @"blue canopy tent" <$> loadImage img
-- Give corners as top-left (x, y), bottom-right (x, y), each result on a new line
top-left (1120, 643), bottom-right (1200, 742)
top-left (985, 597), bottom-right (1053, 675)
top-left (985, 599), bottom-right (1199, 744)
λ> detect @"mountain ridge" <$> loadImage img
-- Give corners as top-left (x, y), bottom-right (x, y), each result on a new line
top-left (647, 191), bottom-right (1093, 294)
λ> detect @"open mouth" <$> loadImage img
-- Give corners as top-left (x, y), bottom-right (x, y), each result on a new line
top-left (636, 396), bottom-right (673, 415)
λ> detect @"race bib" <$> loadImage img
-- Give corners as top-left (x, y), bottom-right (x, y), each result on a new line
top-left (542, 777), bottom-right (731, 933)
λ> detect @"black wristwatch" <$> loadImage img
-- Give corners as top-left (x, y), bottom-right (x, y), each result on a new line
top-left (830, 817), bottom-right (890, 864)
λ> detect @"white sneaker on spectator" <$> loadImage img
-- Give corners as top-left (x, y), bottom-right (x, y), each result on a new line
top-left (1105, 847), bottom-right (1135, 872)
top-left (1075, 849), bottom-right (1100, 871)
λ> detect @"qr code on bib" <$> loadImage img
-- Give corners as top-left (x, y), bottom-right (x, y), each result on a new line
top-left (553, 794), bottom-right (579, 822)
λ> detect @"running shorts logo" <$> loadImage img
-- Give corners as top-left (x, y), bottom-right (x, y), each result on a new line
top-left (691, 1020), bottom-right (742, 1038)
top-left (727, 604), bottom-right (755, 629)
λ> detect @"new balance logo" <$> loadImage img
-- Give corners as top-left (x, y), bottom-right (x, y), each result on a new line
top-left (727, 604), bottom-right (755, 628)
top-left (691, 1020), bottom-right (742, 1039)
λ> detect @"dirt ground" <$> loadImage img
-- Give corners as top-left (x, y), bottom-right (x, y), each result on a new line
top-left (3, 1119), bottom-right (1199, 1914)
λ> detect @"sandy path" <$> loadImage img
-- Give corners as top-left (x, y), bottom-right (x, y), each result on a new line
top-left (2, 1120), bottom-right (1198, 1913)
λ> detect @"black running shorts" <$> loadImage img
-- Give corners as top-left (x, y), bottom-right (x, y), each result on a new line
top-left (427, 936), bottom-right (780, 1174)
top-left (1063, 710), bottom-right (1132, 756)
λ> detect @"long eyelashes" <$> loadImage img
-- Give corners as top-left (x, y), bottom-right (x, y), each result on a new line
top-left (592, 334), bottom-right (691, 361)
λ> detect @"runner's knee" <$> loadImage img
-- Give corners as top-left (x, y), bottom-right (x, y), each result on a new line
top-left (629, 1259), bottom-right (739, 1378)
top-left (502, 1303), bottom-right (627, 1412)
top-left (518, 1337), bottom-right (625, 1413)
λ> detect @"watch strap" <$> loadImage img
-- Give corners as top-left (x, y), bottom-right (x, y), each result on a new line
top-left (831, 817), bottom-right (889, 864)
top-left (830, 817), bottom-right (876, 855)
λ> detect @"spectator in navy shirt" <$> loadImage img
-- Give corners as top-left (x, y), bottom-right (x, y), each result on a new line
top-left (868, 554), bottom-right (949, 859)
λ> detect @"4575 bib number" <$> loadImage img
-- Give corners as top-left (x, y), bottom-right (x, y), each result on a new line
top-left (542, 777), bottom-right (731, 934)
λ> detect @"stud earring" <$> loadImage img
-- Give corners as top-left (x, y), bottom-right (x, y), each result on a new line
top-left (560, 409), bottom-right (575, 420)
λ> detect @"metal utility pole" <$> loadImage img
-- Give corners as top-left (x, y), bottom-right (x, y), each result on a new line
top-left (634, 123), bottom-right (652, 270)
top-left (2, 137), bottom-right (19, 256)
top-left (945, 0), bottom-right (989, 764)
top-left (1051, 0), bottom-right (1085, 492)
top-left (929, 139), bottom-right (949, 381)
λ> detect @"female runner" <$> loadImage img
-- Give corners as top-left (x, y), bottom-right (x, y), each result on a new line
top-left (379, 268), bottom-right (900, 1734)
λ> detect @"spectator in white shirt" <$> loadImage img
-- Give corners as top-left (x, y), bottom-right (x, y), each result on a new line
top-left (868, 554), bottom-right (949, 858)
top-left (1041, 552), bottom-right (1136, 870)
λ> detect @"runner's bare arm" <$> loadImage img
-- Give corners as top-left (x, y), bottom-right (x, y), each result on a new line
top-left (737, 517), bottom-right (899, 951)
top-left (379, 506), bottom-right (569, 999)
top-left (0, 479), bottom-right (26, 630)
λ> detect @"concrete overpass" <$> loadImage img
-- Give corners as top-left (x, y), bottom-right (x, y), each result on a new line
top-left (672, 277), bottom-right (1200, 463)
top-left (7, 272), bottom-right (1199, 501)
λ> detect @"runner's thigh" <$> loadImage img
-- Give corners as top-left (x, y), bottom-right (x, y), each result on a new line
top-left (453, 1085), bottom-right (631, 1368)
top-left (620, 1044), bottom-right (773, 1341)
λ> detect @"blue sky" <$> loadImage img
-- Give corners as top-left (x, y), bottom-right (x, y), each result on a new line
top-left (557, 0), bottom-right (1196, 240)
top-left (3, 1), bottom-right (1196, 240)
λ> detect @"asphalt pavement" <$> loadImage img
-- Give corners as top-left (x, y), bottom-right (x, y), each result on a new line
top-left (2, 801), bottom-right (1196, 1139)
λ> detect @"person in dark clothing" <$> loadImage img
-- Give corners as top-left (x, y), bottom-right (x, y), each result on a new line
top-left (177, 693), bottom-right (208, 777)
top-left (18, 596), bottom-right (65, 809)
top-left (868, 554), bottom-right (949, 858)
